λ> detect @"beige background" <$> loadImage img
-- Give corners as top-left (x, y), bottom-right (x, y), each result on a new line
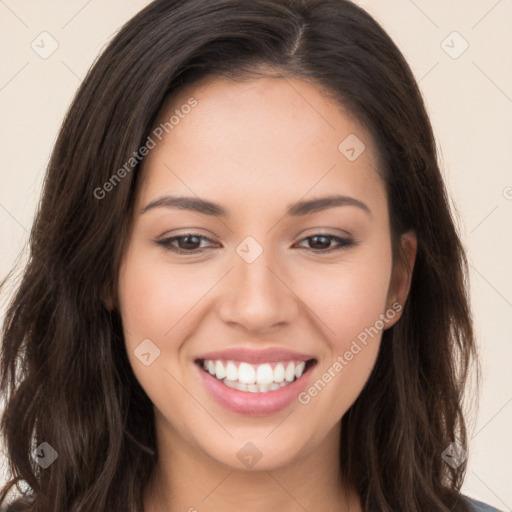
top-left (0, 0), bottom-right (511, 509)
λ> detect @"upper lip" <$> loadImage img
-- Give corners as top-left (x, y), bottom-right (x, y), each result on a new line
top-left (195, 347), bottom-right (316, 364)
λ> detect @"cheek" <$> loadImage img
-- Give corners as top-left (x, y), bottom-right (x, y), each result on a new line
top-left (117, 245), bottom-right (228, 402)
top-left (296, 250), bottom-right (392, 343)
top-left (118, 246), bottom-right (209, 344)
top-left (117, 247), bottom-right (202, 411)
top-left (294, 246), bottom-right (392, 412)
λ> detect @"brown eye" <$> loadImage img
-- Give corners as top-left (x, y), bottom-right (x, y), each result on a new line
top-left (175, 235), bottom-right (203, 251)
top-left (296, 234), bottom-right (356, 253)
top-left (157, 234), bottom-right (215, 254)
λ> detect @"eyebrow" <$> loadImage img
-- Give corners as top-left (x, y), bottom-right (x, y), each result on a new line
top-left (140, 194), bottom-right (372, 218)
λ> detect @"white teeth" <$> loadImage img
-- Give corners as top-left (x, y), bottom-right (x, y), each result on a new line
top-left (258, 383), bottom-right (270, 393)
top-left (223, 379), bottom-right (248, 392)
top-left (273, 363), bottom-right (285, 383)
top-left (222, 379), bottom-right (290, 393)
top-left (226, 361), bottom-right (238, 381)
top-left (285, 362), bottom-right (296, 382)
top-left (215, 360), bottom-right (226, 380)
top-left (238, 362), bottom-right (256, 384)
top-left (199, 358), bottom-right (311, 392)
top-left (294, 361), bottom-right (306, 379)
top-left (256, 363), bottom-right (274, 385)
top-left (222, 379), bottom-right (237, 389)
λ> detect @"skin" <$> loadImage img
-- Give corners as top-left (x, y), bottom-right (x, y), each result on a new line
top-left (115, 74), bottom-right (417, 512)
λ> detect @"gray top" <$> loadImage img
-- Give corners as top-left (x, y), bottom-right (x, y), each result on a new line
top-left (466, 496), bottom-right (504, 511)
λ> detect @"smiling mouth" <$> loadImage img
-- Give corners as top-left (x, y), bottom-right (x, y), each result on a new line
top-left (195, 358), bottom-right (317, 393)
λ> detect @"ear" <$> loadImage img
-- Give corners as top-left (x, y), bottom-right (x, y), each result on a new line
top-left (385, 230), bottom-right (417, 328)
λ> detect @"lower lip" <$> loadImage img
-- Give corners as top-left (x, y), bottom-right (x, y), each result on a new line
top-left (195, 361), bottom-right (316, 416)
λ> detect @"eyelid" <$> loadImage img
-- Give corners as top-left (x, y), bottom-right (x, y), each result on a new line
top-left (296, 226), bottom-right (353, 238)
top-left (156, 231), bottom-right (357, 255)
top-left (157, 233), bottom-right (217, 253)
top-left (293, 233), bottom-right (356, 252)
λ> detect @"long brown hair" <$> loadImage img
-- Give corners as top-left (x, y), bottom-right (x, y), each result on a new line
top-left (0, 1), bottom-right (478, 510)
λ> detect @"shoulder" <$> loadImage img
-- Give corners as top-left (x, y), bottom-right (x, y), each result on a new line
top-left (464, 495), bottom-right (504, 512)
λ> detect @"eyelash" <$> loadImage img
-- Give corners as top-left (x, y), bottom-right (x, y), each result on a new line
top-left (156, 233), bottom-right (356, 255)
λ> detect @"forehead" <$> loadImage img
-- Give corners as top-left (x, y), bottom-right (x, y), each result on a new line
top-left (136, 75), bottom-right (386, 218)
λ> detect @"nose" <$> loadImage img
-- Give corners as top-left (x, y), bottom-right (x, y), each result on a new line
top-left (217, 247), bottom-right (300, 334)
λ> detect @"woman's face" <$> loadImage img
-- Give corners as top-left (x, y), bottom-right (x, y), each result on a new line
top-left (117, 75), bottom-right (416, 471)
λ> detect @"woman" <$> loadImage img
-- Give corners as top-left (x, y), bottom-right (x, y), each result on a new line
top-left (0, 0), bottom-right (502, 510)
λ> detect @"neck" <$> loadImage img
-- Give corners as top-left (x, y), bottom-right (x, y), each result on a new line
top-left (143, 411), bottom-right (361, 512)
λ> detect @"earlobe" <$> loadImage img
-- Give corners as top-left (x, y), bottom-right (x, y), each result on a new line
top-left (386, 230), bottom-right (417, 326)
